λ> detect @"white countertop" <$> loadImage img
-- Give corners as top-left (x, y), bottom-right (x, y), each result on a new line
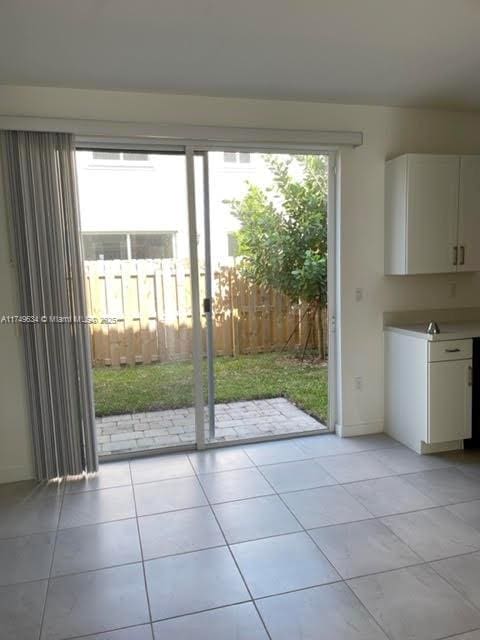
top-left (384, 321), bottom-right (480, 341)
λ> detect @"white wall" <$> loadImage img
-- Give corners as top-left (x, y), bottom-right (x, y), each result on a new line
top-left (0, 154), bottom-right (33, 482)
top-left (1, 85), bottom-right (480, 479)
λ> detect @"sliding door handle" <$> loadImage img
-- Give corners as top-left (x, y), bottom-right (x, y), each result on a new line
top-left (453, 246), bottom-right (458, 266)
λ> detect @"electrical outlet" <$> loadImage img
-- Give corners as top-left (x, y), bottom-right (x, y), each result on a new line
top-left (354, 376), bottom-right (363, 391)
top-left (355, 288), bottom-right (363, 302)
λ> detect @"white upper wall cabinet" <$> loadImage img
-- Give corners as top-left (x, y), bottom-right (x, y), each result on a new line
top-left (385, 154), bottom-right (480, 275)
top-left (458, 156), bottom-right (480, 272)
top-left (405, 155), bottom-right (459, 274)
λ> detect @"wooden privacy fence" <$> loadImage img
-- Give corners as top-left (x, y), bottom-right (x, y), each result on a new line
top-left (84, 259), bottom-right (328, 367)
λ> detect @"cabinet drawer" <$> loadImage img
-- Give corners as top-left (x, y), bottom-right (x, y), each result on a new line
top-left (428, 339), bottom-right (472, 362)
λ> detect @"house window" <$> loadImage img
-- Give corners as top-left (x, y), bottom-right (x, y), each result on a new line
top-left (130, 233), bottom-right (175, 259)
top-left (223, 152), bottom-right (251, 164)
top-left (82, 234), bottom-right (128, 260)
top-left (82, 232), bottom-right (175, 260)
top-left (91, 151), bottom-right (149, 162)
top-left (228, 233), bottom-right (239, 257)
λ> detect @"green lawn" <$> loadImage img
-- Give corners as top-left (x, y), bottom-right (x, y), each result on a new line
top-left (93, 352), bottom-right (328, 421)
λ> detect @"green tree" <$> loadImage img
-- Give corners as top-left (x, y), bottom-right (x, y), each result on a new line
top-left (226, 155), bottom-right (328, 359)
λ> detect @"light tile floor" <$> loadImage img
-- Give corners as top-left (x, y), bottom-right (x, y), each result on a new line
top-left (3, 434), bottom-right (480, 639)
top-left (97, 397), bottom-right (325, 456)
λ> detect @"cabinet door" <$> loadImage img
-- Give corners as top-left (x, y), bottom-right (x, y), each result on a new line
top-left (428, 360), bottom-right (472, 443)
top-left (407, 155), bottom-right (460, 274)
top-left (458, 156), bottom-right (480, 272)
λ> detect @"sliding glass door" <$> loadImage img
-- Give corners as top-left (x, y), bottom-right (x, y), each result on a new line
top-left (76, 149), bottom-right (200, 456)
top-left (76, 144), bottom-right (332, 457)
top-left (199, 150), bottom-right (331, 446)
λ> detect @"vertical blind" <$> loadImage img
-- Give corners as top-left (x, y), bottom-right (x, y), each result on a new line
top-left (1, 131), bottom-right (97, 479)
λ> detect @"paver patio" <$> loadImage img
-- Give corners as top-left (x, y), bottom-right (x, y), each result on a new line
top-left (97, 398), bottom-right (326, 456)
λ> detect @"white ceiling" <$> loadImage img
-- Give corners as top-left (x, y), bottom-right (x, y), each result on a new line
top-left (1, 0), bottom-right (480, 110)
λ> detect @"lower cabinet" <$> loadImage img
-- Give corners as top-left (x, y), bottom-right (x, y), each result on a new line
top-left (385, 331), bottom-right (473, 453)
top-left (428, 359), bottom-right (472, 443)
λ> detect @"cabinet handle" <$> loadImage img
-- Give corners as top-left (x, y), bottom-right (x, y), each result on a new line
top-left (453, 246), bottom-right (458, 266)
top-left (468, 366), bottom-right (473, 387)
top-left (445, 348), bottom-right (461, 353)
top-left (459, 245), bottom-right (465, 265)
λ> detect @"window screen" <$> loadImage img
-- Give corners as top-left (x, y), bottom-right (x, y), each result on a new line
top-left (92, 151), bottom-right (121, 161)
top-left (91, 151), bottom-right (149, 162)
top-left (124, 152), bottom-right (149, 161)
top-left (223, 152), bottom-right (251, 164)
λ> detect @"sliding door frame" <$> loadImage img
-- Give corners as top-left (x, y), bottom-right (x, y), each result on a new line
top-left (75, 137), bottom-right (339, 456)
top-left (185, 148), bottom-right (206, 449)
top-left (200, 151), bottom-right (216, 441)
top-left (327, 153), bottom-right (338, 433)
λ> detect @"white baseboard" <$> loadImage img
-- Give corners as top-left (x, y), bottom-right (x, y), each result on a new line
top-left (420, 440), bottom-right (464, 454)
top-left (0, 464), bottom-right (35, 484)
top-left (336, 421), bottom-right (384, 438)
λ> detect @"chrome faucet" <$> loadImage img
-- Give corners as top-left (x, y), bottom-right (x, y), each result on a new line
top-left (426, 321), bottom-right (440, 335)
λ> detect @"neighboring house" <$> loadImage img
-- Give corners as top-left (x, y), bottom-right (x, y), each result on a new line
top-left (76, 149), bottom-right (273, 263)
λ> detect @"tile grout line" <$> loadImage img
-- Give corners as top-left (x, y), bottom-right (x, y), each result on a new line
top-left (254, 457), bottom-right (352, 584)
top-left (342, 579), bottom-right (395, 640)
top-left (128, 460), bottom-right (155, 635)
top-left (378, 505), bottom-right (480, 544)
top-left (345, 556), bottom-right (480, 640)
top-left (397, 470), bottom-right (467, 504)
top-left (190, 455), bottom-right (274, 640)
top-left (54, 462), bottom-right (480, 508)
top-left (438, 628), bottom-right (480, 640)
top-left (142, 540), bottom-right (227, 564)
top-left (149, 599), bottom-right (255, 629)
top-left (63, 621), bottom-right (155, 640)
top-left (12, 538), bottom-right (480, 594)
top-left (37, 479), bottom-right (66, 640)
top-left (426, 553), bottom-right (480, 621)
